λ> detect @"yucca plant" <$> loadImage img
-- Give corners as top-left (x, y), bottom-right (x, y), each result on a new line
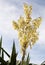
top-left (2, 50), bottom-right (4, 60)
top-left (0, 36), bottom-right (2, 54)
top-left (9, 40), bottom-right (17, 65)
top-left (26, 53), bottom-right (30, 65)
top-left (12, 3), bottom-right (42, 62)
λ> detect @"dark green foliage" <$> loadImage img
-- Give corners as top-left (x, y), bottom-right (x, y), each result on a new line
top-left (2, 51), bottom-right (4, 60)
top-left (0, 57), bottom-right (7, 65)
top-left (0, 37), bottom-right (10, 65)
top-left (1, 47), bottom-right (10, 58)
top-left (9, 40), bottom-right (17, 65)
top-left (26, 53), bottom-right (30, 65)
top-left (0, 36), bottom-right (2, 54)
top-left (0, 38), bottom-right (31, 65)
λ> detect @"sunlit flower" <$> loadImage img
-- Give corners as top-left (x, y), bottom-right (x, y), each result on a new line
top-left (12, 3), bottom-right (42, 53)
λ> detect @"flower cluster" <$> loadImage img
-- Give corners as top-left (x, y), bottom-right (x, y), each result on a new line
top-left (12, 3), bottom-right (42, 52)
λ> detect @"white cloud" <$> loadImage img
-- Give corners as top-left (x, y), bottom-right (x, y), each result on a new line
top-left (0, 1), bottom-right (18, 36)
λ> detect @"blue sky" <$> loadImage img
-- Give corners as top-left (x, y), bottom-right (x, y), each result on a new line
top-left (0, 0), bottom-right (45, 64)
